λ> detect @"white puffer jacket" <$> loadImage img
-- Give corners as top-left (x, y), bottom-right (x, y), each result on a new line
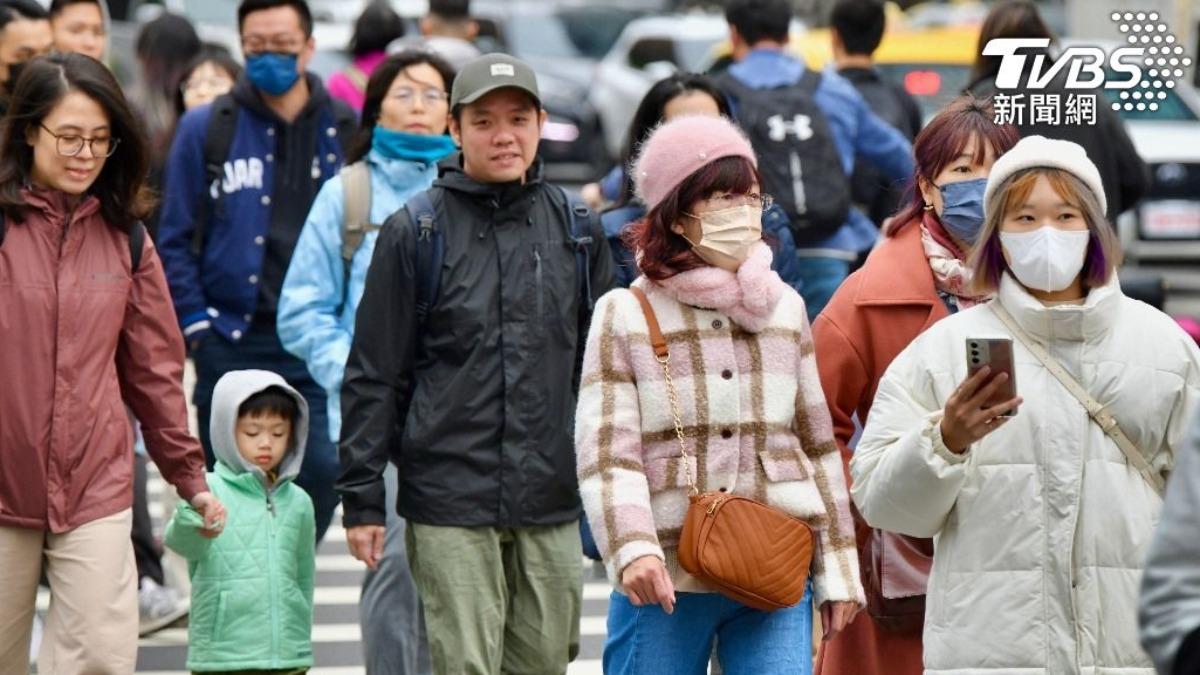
top-left (851, 274), bottom-right (1200, 675)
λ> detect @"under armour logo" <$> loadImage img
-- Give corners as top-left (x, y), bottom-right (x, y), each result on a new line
top-left (767, 114), bottom-right (813, 142)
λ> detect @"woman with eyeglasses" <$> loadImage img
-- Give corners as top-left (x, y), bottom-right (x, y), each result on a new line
top-left (0, 53), bottom-right (224, 672)
top-left (276, 48), bottom-right (455, 674)
top-left (575, 114), bottom-right (864, 675)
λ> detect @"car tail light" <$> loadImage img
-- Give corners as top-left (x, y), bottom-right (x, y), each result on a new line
top-left (542, 118), bottom-right (581, 143)
top-left (904, 70), bottom-right (942, 97)
top-left (1149, 162), bottom-right (1200, 200)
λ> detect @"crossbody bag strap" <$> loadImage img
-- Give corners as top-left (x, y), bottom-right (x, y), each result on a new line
top-left (990, 303), bottom-right (1165, 496)
top-left (629, 286), bottom-right (698, 496)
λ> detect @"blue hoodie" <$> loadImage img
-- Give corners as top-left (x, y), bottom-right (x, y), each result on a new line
top-left (277, 149), bottom-right (441, 441)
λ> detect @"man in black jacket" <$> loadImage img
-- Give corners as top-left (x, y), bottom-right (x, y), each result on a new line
top-left (337, 53), bottom-right (615, 675)
top-left (830, 0), bottom-right (924, 231)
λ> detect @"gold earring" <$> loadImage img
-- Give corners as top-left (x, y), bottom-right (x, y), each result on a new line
top-left (923, 203), bottom-right (934, 211)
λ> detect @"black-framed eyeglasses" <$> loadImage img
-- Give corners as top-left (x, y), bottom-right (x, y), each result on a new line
top-left (40, 124), bottom-right (119, 158)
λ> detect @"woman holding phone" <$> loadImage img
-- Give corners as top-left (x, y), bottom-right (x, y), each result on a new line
top-left (850, 135), bottom-right (1200, 674)
top-left (812, 96), bottom-right (1018, 675)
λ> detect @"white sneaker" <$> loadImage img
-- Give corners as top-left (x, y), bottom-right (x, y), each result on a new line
top-left (138, 578), bottom-right (189, 636)
top-left (29, 612), bottom-right (42, 669)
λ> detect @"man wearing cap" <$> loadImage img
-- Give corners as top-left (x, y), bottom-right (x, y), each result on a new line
top-left (337, 53), bottom-right (615, 675)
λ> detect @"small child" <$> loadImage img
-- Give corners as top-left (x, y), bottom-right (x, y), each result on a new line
top-left (165, 370), bottom-right (315, 674)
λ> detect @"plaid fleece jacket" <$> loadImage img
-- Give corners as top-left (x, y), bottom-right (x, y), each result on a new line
top-left (575, 276), bottom-right (864, 606)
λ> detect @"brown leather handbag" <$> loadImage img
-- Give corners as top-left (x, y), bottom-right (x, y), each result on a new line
top-left (629, 287), bottom-right (815, 612)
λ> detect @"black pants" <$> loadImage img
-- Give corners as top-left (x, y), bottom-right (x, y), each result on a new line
top-left (132, 452), bottom-right (164, 586)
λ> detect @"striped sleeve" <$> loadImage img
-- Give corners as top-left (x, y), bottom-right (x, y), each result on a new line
top-left (575, 291), bottom-right (664, 577)
top-left (795, 310), bottom-right (865, 607)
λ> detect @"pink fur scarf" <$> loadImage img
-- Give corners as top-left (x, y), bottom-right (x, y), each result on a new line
top-left (649, 243), bottom-right (787, 333)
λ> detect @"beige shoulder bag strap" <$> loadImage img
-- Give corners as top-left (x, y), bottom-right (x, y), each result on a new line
top-left (990, 303), bottom-right (1165, 496)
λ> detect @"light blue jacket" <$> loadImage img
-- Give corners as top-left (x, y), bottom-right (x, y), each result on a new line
top-left (277, 149), bottom-right (440, 442)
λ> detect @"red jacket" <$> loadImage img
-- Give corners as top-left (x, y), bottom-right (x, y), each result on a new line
top-left (0, 189), bottom-right (207, 533)
top-left (812, 220), bottom-right (948, 675)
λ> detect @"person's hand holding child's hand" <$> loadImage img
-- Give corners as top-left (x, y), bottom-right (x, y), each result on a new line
top-left (191, 492), bottom-right (227, 538)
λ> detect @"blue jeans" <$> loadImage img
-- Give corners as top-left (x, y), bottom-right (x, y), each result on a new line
top-left (794, 253), bottom-right (852, 322)
top-left (192, 320), bottom-right (339, 544)
top-left (604, 586), bottom-right (814, 675)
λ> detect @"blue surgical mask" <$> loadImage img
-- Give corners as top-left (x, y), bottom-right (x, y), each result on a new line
top-left (371, 126), bottom-right (458, 164)
top-left (245, 52), bottom-right (300, 96)
top-left (936, 177), bottom-right (988, 245)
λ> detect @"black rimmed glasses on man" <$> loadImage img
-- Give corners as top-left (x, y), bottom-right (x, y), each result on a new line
top-left (39, 124), bottom-right (119, 158)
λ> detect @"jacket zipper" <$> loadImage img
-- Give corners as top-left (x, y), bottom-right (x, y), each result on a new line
top-left (266, 491), bottom-right (279, 664)
top-left (533, 248), bottom-right (544, 320)
top-left (47, 214), bottom-right (71, 518)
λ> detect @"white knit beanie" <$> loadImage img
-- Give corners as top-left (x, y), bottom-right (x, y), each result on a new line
top-left (983, 135), bottom-right (1107, 217)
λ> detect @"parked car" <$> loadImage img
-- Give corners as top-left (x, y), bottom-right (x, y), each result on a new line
top-left (1096, 65), bottom-right (1200, 316)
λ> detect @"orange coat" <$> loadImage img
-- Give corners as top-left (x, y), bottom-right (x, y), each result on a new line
top-left (812, 220), bottom-right (949, 675)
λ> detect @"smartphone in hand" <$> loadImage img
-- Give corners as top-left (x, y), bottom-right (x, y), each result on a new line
top-left (966, 338), bottom-right (1018, 417)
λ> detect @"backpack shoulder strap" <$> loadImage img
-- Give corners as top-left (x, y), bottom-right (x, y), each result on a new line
top-left (797, 68), bottom-right (823, 95)
top-left (192, 94), bottom-right (240, 256)
top-left (556, 185), bottom-right (595, 311)
top-left (0, 213), bottom-right (142, 273)
top-left (340, 161), bottom-right (374, 266)
top-left (403, 190), bottom-right (442, 324)
top-left (330, 100), bottom-right (358, 155)
top-left (129, 221), bottom-right (146, 274)
top-left (345, 64), bottom-right (369, 92)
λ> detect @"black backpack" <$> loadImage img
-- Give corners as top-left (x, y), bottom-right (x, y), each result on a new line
top-left (190, 93), bottom-right (357, 255)
top-left (717, 70), bottom-right (851, 244)
top-left (403, 186), bottom-right (596, 324)
top-left (0, 212), bottom-right (145, 273)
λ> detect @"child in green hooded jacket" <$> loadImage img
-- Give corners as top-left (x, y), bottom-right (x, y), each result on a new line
top-left (165, 369), bottom-right (315, 674)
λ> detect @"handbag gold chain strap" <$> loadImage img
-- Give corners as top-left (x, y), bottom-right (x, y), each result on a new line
top-left (630, 287), bottom-right (698, 496)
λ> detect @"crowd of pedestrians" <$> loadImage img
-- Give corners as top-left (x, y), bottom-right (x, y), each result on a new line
top-left (3, 0), bottom-right (1200, 674)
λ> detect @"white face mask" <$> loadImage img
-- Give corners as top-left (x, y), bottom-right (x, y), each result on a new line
top-left (999, 226), bottom-right (1091, 292)
top-left (682, 204), bottom-right (763, 272)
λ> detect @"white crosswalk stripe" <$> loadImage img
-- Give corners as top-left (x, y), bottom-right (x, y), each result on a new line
top-left (130, 464), bottom-right (612, 674)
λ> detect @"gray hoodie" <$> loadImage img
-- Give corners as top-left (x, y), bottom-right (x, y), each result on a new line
top-left (210, 370), bottom-right (309, 491)
top-left (1141, 412), bottom-right (1200, 674)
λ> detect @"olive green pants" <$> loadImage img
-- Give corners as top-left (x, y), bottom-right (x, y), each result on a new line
top-left (406, 521), bottom-right (583, 675)
top-left (189, 662), bottom-right (307, 667)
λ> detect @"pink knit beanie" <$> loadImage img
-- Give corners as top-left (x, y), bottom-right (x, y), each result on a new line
top-left (633, 115), bottom-right (758, 212)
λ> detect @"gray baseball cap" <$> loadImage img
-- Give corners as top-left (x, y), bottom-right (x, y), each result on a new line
top-left (450, 53), bottom-right (541, 110)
